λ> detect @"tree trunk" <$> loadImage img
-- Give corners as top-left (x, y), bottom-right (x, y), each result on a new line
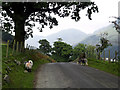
top-left (14, 14), bottom-right (26, 51)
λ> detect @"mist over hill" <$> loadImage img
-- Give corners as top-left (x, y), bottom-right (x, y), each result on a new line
top-left (25, 28), bottom-right (87, 47)
top-left (80, 24), bottom-right (118, 46)
top-left (46, 29), bottom-right (87, 46)
top-left (79, 24), bottom-right (119, 58)
top-left (26, 24), bottom-right (119, 59)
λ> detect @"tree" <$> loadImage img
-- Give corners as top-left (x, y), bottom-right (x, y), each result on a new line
top-left (1, 2), bottom-right (99, 47)
top-left (72, 43), bottom-right (86, 60)
top-left (109, 16), bottom-right (120, 34)
top-left (96, 33), bottom-right (112, 59)
top-left (52, 41), bottom-right (73, 61)
top-left (57, 37), bottom-right (63, 41)
top-left (86, 45), bottom-right (96, 58)
top-left (38, 39), bottom-right (52, 55)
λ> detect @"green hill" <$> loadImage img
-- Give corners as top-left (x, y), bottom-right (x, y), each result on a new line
top-left (80, 24), bottom-right (118, 58)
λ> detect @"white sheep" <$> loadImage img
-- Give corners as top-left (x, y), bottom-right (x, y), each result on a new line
top-left (25, 60), bottom-right (33, 72)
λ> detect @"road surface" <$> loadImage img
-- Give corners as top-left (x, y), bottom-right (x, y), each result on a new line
top-left (34, 62), bottom-right (119, 88)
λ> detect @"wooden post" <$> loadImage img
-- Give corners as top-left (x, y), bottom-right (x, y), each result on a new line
top-left (99, 52), bottom-right (101, 60)
top-left (20, 42), bottom-right (23, 52)
top-left (115, 50), bottom-right (117, 62)
top-left (16, 41), bottom-right (19, 52)
top-left (12, 40), bottom-right (15, 55)
top-left (104, 50), bottom-right (105, 61)
top-left (108, 49), bottom-right (110, 63)
top-left (26, 44), bottom-right (28, 49)
top-left (96, 50), bottom-right (97, 59)
top-left (6, 40), bottom-right (9, 58)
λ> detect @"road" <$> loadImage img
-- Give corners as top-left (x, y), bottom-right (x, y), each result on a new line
top-left (34, 62), bottom-right (119, 88)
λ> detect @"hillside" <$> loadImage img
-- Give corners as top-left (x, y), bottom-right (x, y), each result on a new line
top-left (46, 28), bottom-right (87, 46)
top-left (2, 45), bottom-right (55, 88)
top-left (26, 28), bottom-right (87, 47)
top-left (80, 24), bottom-right (118, 58)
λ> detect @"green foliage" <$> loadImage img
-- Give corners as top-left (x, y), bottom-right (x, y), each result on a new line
top-left (38, 39), bottom-right (52, 55)
top-left (2, 2), bottom-right (99, 43)
top-left (52, 41), bottom-right (73, 61)
top-left (86, 45), bottom-right (96, 58)
top-left (71, 43), bottom-right (86, 60)
top-left (110, 16), bottom-right (120, 34)
top-left (96, 33), bottom-right (112, 59)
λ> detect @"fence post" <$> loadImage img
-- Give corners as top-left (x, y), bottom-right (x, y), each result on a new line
top-left (115, 50), bottom-right (117, 62)
top-left (6, 40), bottom-right (9, 58)
top-left (20, 42), bottom-right (23, 52)
top-left (108, 49), bottom-right (110, 63)
top-left (12, 40), bottom-right (15, 55)
top-left (100, 52), bottom-right (101, 60)
top-left (16, 41), bottom-right (19, 52)
top-left (104, 50), bottom-right (105, 61)
top-left (26, 44), bottom-right (28, 49)
top-left (96, 50), bottom-right (97, 59)
top-left (22, 43), bottom-right (24, 52)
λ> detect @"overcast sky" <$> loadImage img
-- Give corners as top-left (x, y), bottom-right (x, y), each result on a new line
top-left (31, 0), bottom-right (119, 37)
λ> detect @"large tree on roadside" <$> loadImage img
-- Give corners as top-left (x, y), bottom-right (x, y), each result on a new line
top-left (1, 2), bottom-right (99, 47)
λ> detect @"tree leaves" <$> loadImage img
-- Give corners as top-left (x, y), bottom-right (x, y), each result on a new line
top-left (96, 33), bottom-right (112, 53)
top-left (2, 2), bottom-right (99, 42)
top-left (53, 41), bottom-right (73, 59)
top-left (38, 39), bottom-right (52, 55)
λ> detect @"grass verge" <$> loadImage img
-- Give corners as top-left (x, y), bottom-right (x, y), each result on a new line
top-left (88, 58), bottom-right (120, 77)
top-left (2, 45), bottom-right (55, 88)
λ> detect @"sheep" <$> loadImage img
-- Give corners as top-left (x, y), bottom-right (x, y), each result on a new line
top-left (25, 60), bottom-right (33, 72)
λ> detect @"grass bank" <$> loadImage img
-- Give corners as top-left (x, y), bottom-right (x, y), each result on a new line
top-left (88, 58), bottom-right (120, 77)
top-left (2, 45), bottom-right (55, 88)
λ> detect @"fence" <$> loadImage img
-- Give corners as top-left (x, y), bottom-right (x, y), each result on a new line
top-left (86, 49), bottom-right (118, 63)
top-left (5, 40), bottom-right (37, 58)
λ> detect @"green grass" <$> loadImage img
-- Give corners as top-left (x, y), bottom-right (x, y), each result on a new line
top-left (88, 58), bottom-right (120, 77)
top-left (2, 45), bottom-right (53, 88)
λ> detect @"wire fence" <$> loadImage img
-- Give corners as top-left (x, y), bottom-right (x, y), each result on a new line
top-left (86, 49), bottom-right (119, 63)
top-left (5, 40), bottom-right (37, 58)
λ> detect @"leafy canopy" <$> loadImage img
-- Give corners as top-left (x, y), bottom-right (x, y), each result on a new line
top-left (1, 2), bottom-right (99, 40)
top-left (53, 41), bottom-right (73, 59)
top-left (38, 39), bottom-right (52, 55)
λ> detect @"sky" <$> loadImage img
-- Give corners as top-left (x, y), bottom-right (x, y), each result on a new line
top-left (31, 0), bottom-right (119, 37)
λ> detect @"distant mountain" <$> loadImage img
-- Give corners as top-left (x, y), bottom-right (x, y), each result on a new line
top-left (79, 24), bottom-right (119, 58)
top-left (25, 35), bottom-right (45, 48)
top-left (26, 28), bottom-right (88, 48)
top-left (46, 28), bottom-right (87, 46)
top-left (81, 24), bottom-right (118, 46)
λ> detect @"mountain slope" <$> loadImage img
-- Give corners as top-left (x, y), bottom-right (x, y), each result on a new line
top-left (79, 24), bottom-right (118, 58)
top-left (26, 28), bottom-right (88, 47)
top-left (46, 28), bottom-right (87, 45)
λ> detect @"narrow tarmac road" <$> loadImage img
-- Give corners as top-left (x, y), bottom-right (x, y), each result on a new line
top-left (34, 62), bottom-right (119, 88)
